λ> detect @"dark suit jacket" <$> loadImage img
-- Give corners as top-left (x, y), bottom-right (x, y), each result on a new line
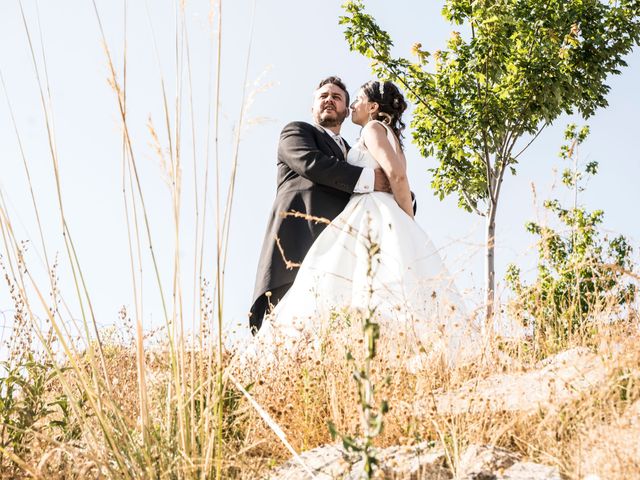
top-left (249, 121), bottom-right (363, 330)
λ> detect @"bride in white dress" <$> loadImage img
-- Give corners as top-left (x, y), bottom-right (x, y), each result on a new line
top-left (245, 81), bottom-right (473, 369)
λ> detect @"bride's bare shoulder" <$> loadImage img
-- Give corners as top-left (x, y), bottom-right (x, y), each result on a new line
top-left (362, 121), bottom-right (389, 143)
top-left (362, 120), bottom-right (387, 134)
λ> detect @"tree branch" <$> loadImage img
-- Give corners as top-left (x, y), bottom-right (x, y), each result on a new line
top-left (513, 123), bottom-right (548, 160)
top-left (482, 134), bottom-right (495, 204)
top-left (493, 129), bottom-right (520, 202)
top-left (461, 188), bottom-right (486, 217)
top-left (345, 11), bottom-right (450, 125)
top-left (367, 43), bottom-right (448, 124)
top-left (479, 26), bottom-right (497, 207)
top-left (493, 157), bottom-right (509, 205)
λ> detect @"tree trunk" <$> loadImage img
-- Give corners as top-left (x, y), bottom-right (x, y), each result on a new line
top-left (485, 204), bottom-right (497, 331)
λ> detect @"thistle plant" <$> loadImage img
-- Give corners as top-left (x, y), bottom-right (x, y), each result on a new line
top-left (328, 216), bottom-right (389, 479)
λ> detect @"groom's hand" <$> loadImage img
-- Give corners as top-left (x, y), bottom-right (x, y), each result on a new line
top-left (373, 169), bottom-right (392, 193)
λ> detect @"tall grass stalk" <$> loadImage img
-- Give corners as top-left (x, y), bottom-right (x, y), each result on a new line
top-left (211, 1), bottom-right (225, 477)
top-left (0, 0), bottom-right (260, 476)
top-left (0, 71), bottom-right (52, 288)
top-left (227, 372), bottom-right (316, 478)
top-left (18, 0), bottom-right (111, 393)
top-left (181, 8), bottom-right (201, 462)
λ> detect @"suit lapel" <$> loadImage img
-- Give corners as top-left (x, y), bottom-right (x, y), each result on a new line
top-left (315, 124), bottom-right (346, 161)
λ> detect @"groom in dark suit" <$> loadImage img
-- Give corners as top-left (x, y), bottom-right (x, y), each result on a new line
top-left (249, 76), bottom-right (390, 333)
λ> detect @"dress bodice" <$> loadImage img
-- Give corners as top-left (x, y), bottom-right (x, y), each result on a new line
top-left (346, 121), bottom-right (398, 170)
top-left (346, 142), bottom-right (379, 169)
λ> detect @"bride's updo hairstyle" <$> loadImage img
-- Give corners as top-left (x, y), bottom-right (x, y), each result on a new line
top-left (361, 80), bottom-right (407, 147)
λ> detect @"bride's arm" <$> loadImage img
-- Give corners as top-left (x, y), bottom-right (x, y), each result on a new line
top-left (362, 123), bottom-right (413, 218)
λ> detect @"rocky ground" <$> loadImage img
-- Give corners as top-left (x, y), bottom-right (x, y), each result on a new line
top-left (268, 347), bottom-right (639, 479)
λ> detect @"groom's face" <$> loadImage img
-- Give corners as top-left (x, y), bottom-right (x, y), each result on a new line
top-left (312, 84), bottom-right (348, 128)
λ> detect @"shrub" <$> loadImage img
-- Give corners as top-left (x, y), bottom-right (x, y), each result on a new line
top-left (506, 124), bottom-right (635, 352)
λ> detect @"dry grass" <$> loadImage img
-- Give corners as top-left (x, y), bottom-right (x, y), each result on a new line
top-left (225, 310), bottom-right (639, 478)
top-left (62, 309), bottom-right (640, 479)
top-left (0, 233), bottom-right (639, 479)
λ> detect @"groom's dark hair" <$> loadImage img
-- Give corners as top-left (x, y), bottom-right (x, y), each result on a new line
top-left (317, 76), bottom-right (349, 106)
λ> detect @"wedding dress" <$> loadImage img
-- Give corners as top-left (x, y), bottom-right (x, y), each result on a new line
top-left (244, 122), bottom-right (475, 369)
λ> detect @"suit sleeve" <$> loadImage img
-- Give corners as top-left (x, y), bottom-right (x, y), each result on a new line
top-left (278, 122), bottom-right (363, 193)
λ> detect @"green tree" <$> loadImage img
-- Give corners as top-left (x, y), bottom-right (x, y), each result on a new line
top-left (340, 0), bottom-right (640, 322)
top-left (506, 124), bottom-right (635, 351)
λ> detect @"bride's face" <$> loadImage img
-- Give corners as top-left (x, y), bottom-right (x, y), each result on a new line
top-left (350, 89), bottom-right (378, 126)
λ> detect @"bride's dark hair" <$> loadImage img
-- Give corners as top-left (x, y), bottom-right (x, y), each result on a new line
top-left (361, 80), bottom-right (407, 147)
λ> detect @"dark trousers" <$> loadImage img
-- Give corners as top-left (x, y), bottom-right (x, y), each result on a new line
top-left (248, 283), bottom-right (292, 335)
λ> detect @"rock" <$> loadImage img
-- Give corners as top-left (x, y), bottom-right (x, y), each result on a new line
top-left (457, 444), bottom-right (520, 478)
top-left (457, 445), bottom-right (560, 480)
top-left (268, 442), bottom-right (450, 479)
top-left (499, 461), bottom-right (562, 480)
top-left (406, 348), bottom-right (607, 416)
top-left (359, 443), bottom-right (450, 480)
top-left (266, 443), bottom-right (349, 479)
top-left (270, 443), bottom-right (560, 479)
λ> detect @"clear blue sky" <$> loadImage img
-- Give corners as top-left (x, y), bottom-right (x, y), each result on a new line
top-left (1, 0), bottom-right (638, 346)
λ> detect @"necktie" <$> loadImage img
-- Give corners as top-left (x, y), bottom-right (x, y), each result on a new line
top-left (334, 135), bottom-right (347, 158)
